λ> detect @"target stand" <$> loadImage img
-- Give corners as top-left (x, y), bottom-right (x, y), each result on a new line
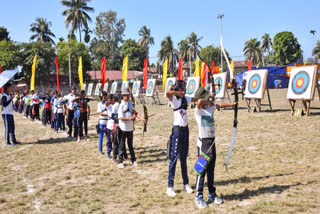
top-left (287, 66), bottom-right (319, 116)
top-left (245, 88), bottom-right (272, 112)
top-left (145, 79), bottom-right (161, 105)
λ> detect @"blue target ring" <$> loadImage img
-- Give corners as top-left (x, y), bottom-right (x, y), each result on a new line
top-left (248, 74), bottom-right (261, 94)
top-left (166, 80), bottom-right (174, 92)
top-left (214, 77), bottom-right (222, 94)
top-left (292, 71), bottom-right (309, 95)
top-left (187, 79), bottom-right (196, 94)
top-left (133, 83), bottom-right (138, 95)
top-left (147, 81), bottom-right (154, 94)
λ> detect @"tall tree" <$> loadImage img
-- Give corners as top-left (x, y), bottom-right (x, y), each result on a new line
top-left (0, 27), bottom-right (10, 41)
top-left (312, 40), bottom-right (320, 63)
top-left (121, 39), bottom-right (147, 71)
top-left (271, 31), bottom-right (302, 65)
top-left (187, 32), bottom-right (203, 61)
top-left (159, 35), bottom-right (178, 74)
top-left (261, 33), bottom-right (272, 65)
top-left (0, 40), bottom-right (21, 70)
top-left (138, 25), bottom-right (154, 55)
top-left (30, 18), bottom-right (56, 44)
top-left (243, 38), bottom-right (262, 66)
top-left (83, 27), bottom-right (92, 43)
top-left (61, 0), bottom-right (94, 42)
top-left (177, 39), bottom-right (190, 62)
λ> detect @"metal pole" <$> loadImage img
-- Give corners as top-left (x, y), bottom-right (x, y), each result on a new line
top-left (68, 42), bottom-right (72, 88)
top-left (218, 13), bottom-right (224, 72)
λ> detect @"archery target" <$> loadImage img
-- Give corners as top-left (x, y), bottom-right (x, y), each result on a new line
top-left (83, 84), bottom-right (86, 91)
top-left (95, 83), bottom-right (101, 96)
top-left (121, 81), bottom-right (129, 91)
top-left (132, 81), bottom-right (141, 97)
top-left (110, 82), bottom-right (118, 94)
top-left (287, 65), bottom-right (317, 100)
top-left (245, 69), bottom-right (268, 99)
top-left (103, 83), bottom-right (108, 92)
top-left (186, 77), bottom-right (200, 97)
top-left (212, 72), bottom-right (227, 98)
top-left (165, 77), bottom-right (176, 96)
top-left (146, 79), bottom-right (156, 97)
top-left (87, 83), bottom-right (93, 96)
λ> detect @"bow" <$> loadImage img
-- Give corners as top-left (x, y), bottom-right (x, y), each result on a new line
top-left (137, 104), bottom-right (148, 160)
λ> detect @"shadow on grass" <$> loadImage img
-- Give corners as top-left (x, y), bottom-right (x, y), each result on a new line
top-left (221, 181), bottom-right (314, 201)
top-left (263, 109), bottom-right (291, 113)
top-left (215, 173), bottom-right (294, 186)
top-left (24, 137), bottom-right (72, 145)
top-left (137, 147), bottom-right (167, 164)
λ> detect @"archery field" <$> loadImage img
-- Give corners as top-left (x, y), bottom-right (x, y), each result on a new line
top-left (0, 88), bottom-right (319, 214)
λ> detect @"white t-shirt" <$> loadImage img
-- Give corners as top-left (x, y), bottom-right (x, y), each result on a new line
top-left (107, 104), bottom-right (114, 130)
top-left (194, 104), bottom-right (216, 147)
top-left (32, 94), bottom-right (39, 104)
top-left (54, 98), bottom-right (64, 114)
top-left (97, 101), bottom-right (109, 125)
top-left (1, 93), bottom-right (13, 115)
top-left (169, 95), bottom-right (192, 127)
top-left (118, 100), bottom-right (134, 132)
top-left (64, 93), bottom-right (76, 110)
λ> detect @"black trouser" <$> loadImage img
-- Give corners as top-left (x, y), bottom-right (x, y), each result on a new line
top-left (195, 138), bottom-right (216, 197)
top-left (19, 102), bottom-right (24, 114)
top-left (119, 130), bottom-right (134, 163)
top-left (25, 105), bottom-right (30, 118)
top-left (2, 114), bottom-right (17, 144)
top-left (67, 110), bottom-right (74, 136)
top-left (32, 104), bottom-right (40, 120)
top-left (78, 111), bottom-right (88, 137)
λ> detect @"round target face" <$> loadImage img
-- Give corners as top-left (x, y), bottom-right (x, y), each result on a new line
top-left (166, 80), bottom-right (174, 92)
top-left (147, 81), bottom-right (154, 94)
top-left (291, 71), bottom-right (310, 95)
top-left (248, 74), bottom-right (261, 94)
top-left (214, 77), bottom-right (222, 94)
top-left (187, 80), bottom-right (196, 94)
top-left (133, 83), bottom-right (138, 95)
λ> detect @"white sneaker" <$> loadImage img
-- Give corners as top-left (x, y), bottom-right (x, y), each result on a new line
top-left (132, 161), bottom-right (138, 167)
top-left (166, 187), bottom-right (176, 197)
top-left (118, 163), bottom-right (124, 169)
top-left (184, 184), bottom-right (194, 194)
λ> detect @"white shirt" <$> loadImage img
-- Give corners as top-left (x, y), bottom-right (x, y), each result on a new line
top-left (107, 104), bottom-right (114, 130)
top-left (54, 98), bottom-right (64, 114)
top-left (194, 104), bottom-right (216, 147)
top-left (1, 93), bottom-right (13, 115)
top-left (118, 100), bottom-right (134, 132)
top-left (97, 101), bottom-right (109, 125)
top-left (169, 95), bottom-right (192, 127)
top-left (32, 94), bottom-right (39, 104)
top-left (64, 93), bottom-right (76, 110)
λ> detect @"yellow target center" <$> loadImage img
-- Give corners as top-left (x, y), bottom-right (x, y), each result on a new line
top-left (297, 79), bottom-right (303, 86)
top-left (252, 81), bottom-right (257, 87)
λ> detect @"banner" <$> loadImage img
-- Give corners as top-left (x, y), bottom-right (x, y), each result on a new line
top-left (194, 58), bottom-right (200, 77)
top-left (143, 57), bottom-right (148, 90)
top-left (178, 57), bottom-right (183, 80)
top-left (101, 57), bottom-right (106, 90)
top-left (162, 59), bottom-right (168, 92)
top-left (122, 56), bottom-right (128, 82)
top-left (54, 56), bottom-right (60, 93)
top-left (78, 56), bottom-right (83, 90)
top-left (201, 62), bottom-right (207, 87)
top-left (230, 59), bottom-right (234, 83)
top-left (211, 60), bottom-right (215, 74)
top-left (30, 55), bottom-right (37, 91)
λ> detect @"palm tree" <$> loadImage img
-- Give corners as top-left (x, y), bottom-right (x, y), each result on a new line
top-left (243, 38), bottom-right (262, 66)
top-left (310, 30), bottom-right (316, 36)
top-left (61, 0), bottom-right (94, 42)
top-left (187, 32), bottom-right (203, 61)
top-left (30, 18), bottom-right (56, 44)
top-left (159, 35), bottom-right (178, 73)
top-left (83, 27), bottom-right (92, 43)
top-left (138, 25), bottom-right (154, 55)
top-left (312, 40), bottom-right (320, 63)
top-left (261, 33), bottom-right (272, 65)
top-left (178, 39), bottom-right (190, 62)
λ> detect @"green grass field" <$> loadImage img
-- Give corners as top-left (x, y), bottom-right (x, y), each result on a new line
top-left (0, 88), bottom-right (319, 213)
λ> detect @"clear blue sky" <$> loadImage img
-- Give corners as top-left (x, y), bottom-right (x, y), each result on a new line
top-left (1, 0), bottom-right (319, 64)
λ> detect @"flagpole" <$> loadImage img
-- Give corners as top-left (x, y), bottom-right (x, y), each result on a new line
top-left (218, 13), bottom-right (224, 72)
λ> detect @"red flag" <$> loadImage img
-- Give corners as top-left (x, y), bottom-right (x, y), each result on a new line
top-left (178, 57), bottom-right (183, 80)
top-left (211, 60), bottom-right (215, 74)
top-left (54, 57), bottom-right (60, 93)
top-left (101, 57), bottom-right (106, 89)
top-left (143, 57), bottom-right (148, 90)
top-left (201, 63), bottom-right (207, 86)
top-left (248, 60), bottom-right (252, 71)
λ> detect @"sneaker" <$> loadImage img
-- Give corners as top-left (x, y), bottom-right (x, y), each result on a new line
top-left (112, 159), bottom-right (118, 164)
top-left (118, 163), bottom-right (124, 169)
top-left (207, 193), bottom-right (223, 204)
top-left (132, 161), bottom-right (138, 167)
top-left (184, 184), bottom-right (194, 194)
top-left (166, 187), bottom-right (176, 197)
top-left (13, 141), bottom-right (21, 145)
top-left (5, 143), bottom-right (13, 146)
top-left (106, 153), bottom-right (111, 159)
top-left (195, 196), bottom-right (208, 209)
top-left (99, 150), bottom-right (104, 155)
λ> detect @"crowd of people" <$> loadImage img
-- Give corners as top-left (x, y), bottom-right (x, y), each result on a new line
top-left (1, 79), bottom-right (237, 209)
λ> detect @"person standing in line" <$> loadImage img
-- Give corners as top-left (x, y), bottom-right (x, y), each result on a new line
top-left (64, 87), bottom-right (77, 139)
top-left (105, 94), bottom-right (116, 159)
top-left (32, 91), bottom-right (40, 121)
top-left (54, 93), bottom-right (66, 133)
top-left (41, 92), bottom-right (52, 126)
top-left (97, 92), bottom-right (109, 154)
top-left (50, 91), bottom-right (57, 130)
top-left (77, 90), bottom-right (90, 143)
top-left (111, 93), bottom-right (121, 163)
top-left (1, 83), bottom-right (20, 146)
